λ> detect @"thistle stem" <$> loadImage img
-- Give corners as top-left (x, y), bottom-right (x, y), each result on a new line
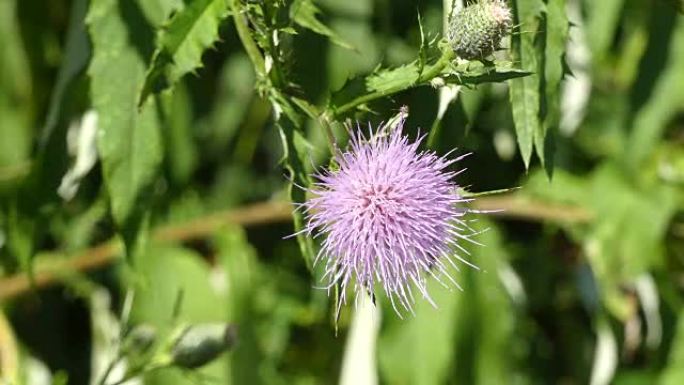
top-left (229, 0), bottom-right (265, 77)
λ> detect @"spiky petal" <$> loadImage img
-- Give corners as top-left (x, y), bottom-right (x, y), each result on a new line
top-left (301, 119), bottom-right (475, 316)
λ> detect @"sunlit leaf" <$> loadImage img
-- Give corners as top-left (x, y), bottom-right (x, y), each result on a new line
top-left (509, 0), bottom-right (544, 169)
top-left (140, 0), bottom-right (230, 105)
top-left (129, 245), bottom-right (229, 384)
top-left (539, 0), bottom-right (569, 177)
top-left (214, 226), bottom-right (262, 384)
top-left (87, 0), bottom-right (164, 259)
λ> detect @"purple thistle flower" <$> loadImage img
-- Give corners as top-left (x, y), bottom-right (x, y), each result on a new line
top-left (300, 117), bottom-right (477, 316)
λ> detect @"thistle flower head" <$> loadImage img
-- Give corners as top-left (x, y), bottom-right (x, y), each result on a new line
top-left (447, 0), bottom-right (513, 60)
top-left (301, 118), bottom-right (475, 316)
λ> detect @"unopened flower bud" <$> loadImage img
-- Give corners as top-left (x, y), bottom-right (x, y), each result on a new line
top-left (171, 323), bottom-right (237, 369)
top-left (447, 0), bottom-right (512, 60)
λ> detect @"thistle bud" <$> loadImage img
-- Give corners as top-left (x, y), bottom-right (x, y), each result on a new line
top-left (170, 323), bottom-right (237, 369)
top-left (447, 0), bottom-right (512, 60)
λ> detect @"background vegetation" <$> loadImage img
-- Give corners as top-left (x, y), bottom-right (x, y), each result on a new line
top-left (1, 0), bottom-right (683, 384)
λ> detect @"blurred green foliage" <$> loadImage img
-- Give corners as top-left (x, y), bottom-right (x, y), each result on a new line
top-left (1, 0), bottom-right (683, 384)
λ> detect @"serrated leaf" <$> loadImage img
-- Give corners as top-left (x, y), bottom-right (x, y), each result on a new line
top-left (444, 66), bottom-right (531, 85)
top-left (366, 62), bottom-right (421, 92)
top-left (509, 0), bottom-right (544, 169)
top-left (331, 55), bottom-right (529, 116)
top-left (291, 0), bottom-right (353, 49)
top-left (539, 0), bottom-right (569, 177)
top-left (87, 0), bottom-right (163, 259)
top-left (329, 63), bottom-right (422, 115)
top-left (139, 0), bottom-right (229, 105)
top-left (533, 9), bottom-right (548, 173)
top-left (135, 0), bottom-right (184, 27)
top-left (271, 91), bottom-right (316, 268)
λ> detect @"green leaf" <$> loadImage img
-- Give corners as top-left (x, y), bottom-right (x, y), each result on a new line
top-left (468, 224), bottom-right (520, 384)
top-left (539, 0), bottom-right (569, 177)
top-left (291, 0), bottom-right (353, 49)
top-left (378, 277), bottom-right (464, 385)
top-left (0, 0), bottom-right (33, 178)
top-left (39, 0), bottom-right (91, 149)
top-left (330, 53), bottom-right (528, 116)
top-left (378, 222), bottom-right (517, 385)
top-left (160, 83), bottom-right (197, 185)
top-left (586, 0), bottom-right (625, 61)
top-left (291, 96), bottom-right (322, 120)
top-left (131, 246), bottom-right (228, 324)
top-left (135, 0), bottom-right (184, 27)
top-left (128, 245), bottom-right (230, 385)
top-left (444, 64), bottom-right (531, 85)
top-left (0, 0), bottom-right (35, 273)
top-left (87, 0), bottom-right (164, 259)
top-left (626, 17), bottom-right (684, 168)
top-left (200, 53), bottom-right (255, 158)
top-left (139, 0), bottom-right (230, 105)
top-left (661, 310), bottom-right (684, 385)
top-left (2, 0), bottom-right (90, 275)
top-left (583, 164), bottom-right (677, 320)
top-left (366, 62), bottom-right (421, 92)
top-left (214, 227), bottom-right (263, 385)
top-left (274, 94), bottom-right (317, 269)
top-left (509, 0), bottom-right (544, 169)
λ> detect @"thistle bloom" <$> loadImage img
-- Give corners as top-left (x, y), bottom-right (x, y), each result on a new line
top-left (300, 119), bottom-right (476, 316)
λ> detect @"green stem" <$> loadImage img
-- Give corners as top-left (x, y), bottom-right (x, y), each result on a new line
top-left (333, 49), bottom-right (455, 116)
top-left (229, 0), bottom-right (265, 77)
top-left (108, 362), bottom-right (170, 385)
top-left (426, 114), bottom-right (443, 149)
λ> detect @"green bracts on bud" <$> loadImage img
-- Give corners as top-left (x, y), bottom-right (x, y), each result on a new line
top-left (447, 0), bottom-right (512, 60)
top-left (171, 323), bottom-right (237, 369)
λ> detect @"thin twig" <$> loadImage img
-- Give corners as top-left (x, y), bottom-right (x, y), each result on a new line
top-left (0, 196), bottom-right (591, 301)
top-left (0, 201), bottom-right (292, 302)
top-left (472, 195), bottom-right (593, 223)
